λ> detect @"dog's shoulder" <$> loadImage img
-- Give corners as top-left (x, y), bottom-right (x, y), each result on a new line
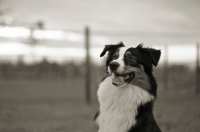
top-left (128, 104), bottom-right (162, 132)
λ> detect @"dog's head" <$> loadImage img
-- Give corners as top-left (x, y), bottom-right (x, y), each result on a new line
top-left (100, 42), bottom-right (161, 96)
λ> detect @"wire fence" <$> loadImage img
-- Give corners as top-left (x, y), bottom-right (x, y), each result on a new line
top-left (0, 26), bottom-right (199, 104)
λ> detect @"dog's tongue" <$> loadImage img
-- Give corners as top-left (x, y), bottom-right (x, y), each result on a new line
top-left (112, 73), bottom-right (125, 85)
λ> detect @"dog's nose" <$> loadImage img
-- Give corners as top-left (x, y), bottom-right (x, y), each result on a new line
top-left (109, 62), bottom-right (119, 71)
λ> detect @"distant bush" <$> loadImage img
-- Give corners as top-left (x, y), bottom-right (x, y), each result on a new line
top-left (0, 59), bottom-right (86, 80)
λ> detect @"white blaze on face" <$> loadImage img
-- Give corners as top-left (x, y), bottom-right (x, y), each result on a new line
top-left (109, 47), bottom-right (128, 74)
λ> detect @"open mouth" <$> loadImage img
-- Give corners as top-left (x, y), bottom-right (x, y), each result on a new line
top-left (112, 72), bottom-right (135, 86)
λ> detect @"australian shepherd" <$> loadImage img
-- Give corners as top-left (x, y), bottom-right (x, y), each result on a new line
top-left (94, 42), bottom-right (162, 132)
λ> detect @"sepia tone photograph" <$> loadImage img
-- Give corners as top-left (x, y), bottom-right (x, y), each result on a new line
top-left (0, 0), bottom-right (200, 132)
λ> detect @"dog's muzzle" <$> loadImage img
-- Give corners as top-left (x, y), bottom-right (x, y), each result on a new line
top-left (109, 62), bottom-right (135, 86)
top-left (109, 62), bottom-right (119, 72)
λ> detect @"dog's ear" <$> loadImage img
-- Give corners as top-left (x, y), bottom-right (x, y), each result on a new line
top-left (136, 44), bottom-right (161, 67)
top-left (146, 48), bottom-right (161, 67)
top-left (100, 42), bottom-right (125, 57)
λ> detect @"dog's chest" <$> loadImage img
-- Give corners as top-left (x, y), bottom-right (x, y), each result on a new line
top-left (97, 76), bottom-right (153, 132)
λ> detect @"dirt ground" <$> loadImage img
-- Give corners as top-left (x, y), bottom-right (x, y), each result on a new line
top-left (0, 79), bottom-right (200, 132)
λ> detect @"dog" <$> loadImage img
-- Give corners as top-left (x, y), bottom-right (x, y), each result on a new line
top-left (94, 42), bottom-right (162, 132)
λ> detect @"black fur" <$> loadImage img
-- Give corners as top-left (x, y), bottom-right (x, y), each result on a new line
top-left (128, 44), bottom-right (161, 72)
top-left (128, 102), bottom-right (161, 132)
top-left (126, 44), bottom-right (161, 97)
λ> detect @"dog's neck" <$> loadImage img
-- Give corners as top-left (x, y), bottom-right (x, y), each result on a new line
top-left (97, 76), bottom-right (154, 132)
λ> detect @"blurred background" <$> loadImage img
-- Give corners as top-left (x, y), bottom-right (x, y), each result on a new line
top-left (0, 0), bottom-right (200, 132)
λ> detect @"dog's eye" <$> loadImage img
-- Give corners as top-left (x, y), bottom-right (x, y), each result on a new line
top-left (129, 57), bottom-right (136, 62)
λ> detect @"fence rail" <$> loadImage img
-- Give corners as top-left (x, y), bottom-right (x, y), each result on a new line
top-left (0, 26), bottom-right (199, 104)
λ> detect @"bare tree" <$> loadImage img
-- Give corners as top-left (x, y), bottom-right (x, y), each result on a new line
top-left (0, 0), bottom-right (11, 26)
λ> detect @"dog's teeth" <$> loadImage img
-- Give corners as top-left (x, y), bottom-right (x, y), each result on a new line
top-left (124, 75), bottom-right (129, 79)
top-left (130, 74), bottom-right (132, 78)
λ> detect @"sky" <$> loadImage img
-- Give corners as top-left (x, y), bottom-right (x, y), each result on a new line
top-left (2, 0), bottom-right (200, 32)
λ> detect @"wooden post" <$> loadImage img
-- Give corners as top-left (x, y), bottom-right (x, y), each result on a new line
top-left (85, 26), bottom-right (91, 103)
top-left (163, 44), bottom-right (168, 90)
top-left (196, 43), bottom-right (199, 94)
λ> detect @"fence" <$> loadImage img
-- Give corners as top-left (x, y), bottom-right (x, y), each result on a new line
top-left (0, 26), bottom-right (199, 104)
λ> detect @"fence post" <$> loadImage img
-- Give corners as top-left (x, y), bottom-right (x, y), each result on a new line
top-left (85, 26), bottom-right (91, 103)
top-left (196, 43), bottom-right (199, 94)
top-left (163, 44), bottom-right (168, 90)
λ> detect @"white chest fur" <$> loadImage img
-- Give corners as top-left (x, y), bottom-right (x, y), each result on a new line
top-left (97, 76), bottom-right (154, 132)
